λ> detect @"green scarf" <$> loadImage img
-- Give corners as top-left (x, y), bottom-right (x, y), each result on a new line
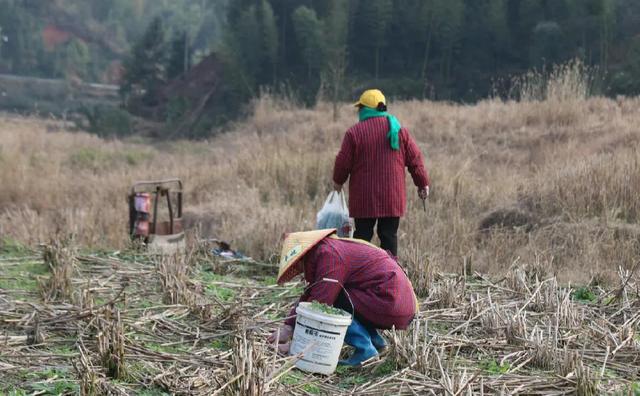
top-left (359, 107), bottom-right (401, 150)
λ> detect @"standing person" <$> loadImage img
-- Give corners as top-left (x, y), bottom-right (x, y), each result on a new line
top-left (268, 229), bottom-right (418, 366)
top-left (333, 89), bottom-right (430, 257)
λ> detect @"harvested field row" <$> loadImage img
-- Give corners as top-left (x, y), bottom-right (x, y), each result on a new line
top-left (1, 242), bottom-right (638, 395)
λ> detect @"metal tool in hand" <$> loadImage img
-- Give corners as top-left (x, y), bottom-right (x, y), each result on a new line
top-left (420, 186), bottom-right (429, 212)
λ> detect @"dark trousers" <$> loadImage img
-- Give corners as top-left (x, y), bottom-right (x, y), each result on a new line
top-left (353, 217), bottom-right (400, 257)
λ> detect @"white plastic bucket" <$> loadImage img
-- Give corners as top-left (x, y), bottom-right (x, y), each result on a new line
top-left (289, 302), bottom-right (352, 375)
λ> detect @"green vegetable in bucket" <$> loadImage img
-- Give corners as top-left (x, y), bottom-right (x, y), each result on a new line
top-left (309, 301), bottom-right (350, 317)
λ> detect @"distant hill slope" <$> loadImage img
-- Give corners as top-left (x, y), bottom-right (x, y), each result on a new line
top-left (0, 1), bottom-right (224, 85)
top-left (43, 4), bottom-right (127, 57)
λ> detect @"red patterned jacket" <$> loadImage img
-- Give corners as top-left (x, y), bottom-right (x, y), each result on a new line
top-left (333, 116), bottom-right (430, 218)
top-left (285, 237), bottom-right (417, 330)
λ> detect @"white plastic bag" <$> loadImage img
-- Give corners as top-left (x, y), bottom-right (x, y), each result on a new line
top-left (316, 191), bottom-right (353, 238)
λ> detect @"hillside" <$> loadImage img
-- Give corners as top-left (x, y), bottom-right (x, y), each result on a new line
top-left (0, 0), bottom-right (224, 83)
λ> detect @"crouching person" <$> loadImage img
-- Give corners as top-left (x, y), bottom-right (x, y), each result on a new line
top-left (268, 229), bottom-right (418, 366)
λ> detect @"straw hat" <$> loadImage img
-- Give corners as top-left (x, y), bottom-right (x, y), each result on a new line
top-left (277, 229), bottom-right (337, 284)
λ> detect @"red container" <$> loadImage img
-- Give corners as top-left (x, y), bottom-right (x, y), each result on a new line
top-left (135, 218), bottom-right (150, 237)
top-left (134, 193), bottom-right (151, 213)
top-left (133, 193), bottom-right (151, 237)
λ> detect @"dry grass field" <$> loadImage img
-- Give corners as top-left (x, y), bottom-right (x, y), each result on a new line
top-left (1, 90), bottom-right (639, 283)
top-left (2, 74), bottom-right (640, 394)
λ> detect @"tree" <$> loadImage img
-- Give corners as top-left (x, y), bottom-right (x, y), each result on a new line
top-left (530, 21), bottom-right (564, 66)
top-left (120, 16), bottom-right (167, 106)
top-left (353, 0), bottom-right (392, 81)
top-left (62, 38), bottom-right (91, 79)
top-left (221, 0), bottom-right (279, 97)
top-left (323, 0), bottom-right (349, 120)
top-left (292, 6), bottom-right (325, 77)
top-left (0, 2), bottom-right (42, 74)
top-left (224, 4), bottom-right (261, 96)
top-left (455, 0), bottom-right (510, 98)
top-left (413, 1), bottom-right (437, 97)
top-left (5, 0), bottom-right (640, 126)
top-left (291, 5), bottom-right (325, 103)
top-left (258, 0), bottom-right (278, 83)
top-left (430, 0), bottom-right (464, 96)
top-left (167, 30), bottom-right (191, 80)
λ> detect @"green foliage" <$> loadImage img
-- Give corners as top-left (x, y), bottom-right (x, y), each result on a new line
top-left (6, 390), bottom-right (29, 396)
top-left (166, 31), bottom-right (191, 80)
top-left (277, 372), bottom-right (321, 393)
top-left (338, 371), bottom-right (368, 388)
top-left (258, 0), bottom-right (278, 83)
top-left (206, 283), bottom-right (236, 302)
top-left (609, 36), bottom-right (640, 95)
top-left (261, 275), bottom-right (277, 285)
top-left (309, 300), bottom-right (350, 316)
top-left (0, 257), bottom-right (47, 291)
top-left (324, 0), bottom-right (349, 51)
top-left (121, 16), bottom-right (167, 105)
top-left (0, 1), bottom-right (43, 75)
top-left (31, 380), bottom-right (79, 395)
top-left (61, 38), bottom-right (91, 79)
top-left (292, 7), bottom-right (325, 75)
top-left (323, 0), bottom-right (349, 113)
top-left (480, 359), bottom-right (511, 374)
top-left (222, 0), bottom-right (278, 94)
top-left (218, 0), bottom-right (640, 105)
top-left (354, 0), bottom-right (392, 80)
top-left (47, 345), bottom-right (77, 357)
top-left (4, 0), bottom-right (640, 134)
top-left (304, 383), bottom-right (322, 394)
top-left (373, 358), bottom-right (397, 376)
top-left (573, 286), bottom-right (597, 302)
top-left (624, 382), bottom-right (640, 396)
top-left (290, 5), bottom-right (329, 103)
top-left (0, 237), bottom-right (30, 256)
top-left (210, 338), bottom-right (230, 350)
top-left (531, 21), bottom-right (564, 66)
top-left (80, 104), bottom-right (133, 138)
top-left (0, 1), bottom-right (227, 83)
top-left (279, 372), bottom-right (302, 385)
top-left (165, 96), bottom-right (190, 125)
top-left (8, 368), bottom-right (80, 395)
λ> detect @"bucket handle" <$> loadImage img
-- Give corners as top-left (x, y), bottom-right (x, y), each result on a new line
top-left (303, 277), bottom-right (355, 316)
